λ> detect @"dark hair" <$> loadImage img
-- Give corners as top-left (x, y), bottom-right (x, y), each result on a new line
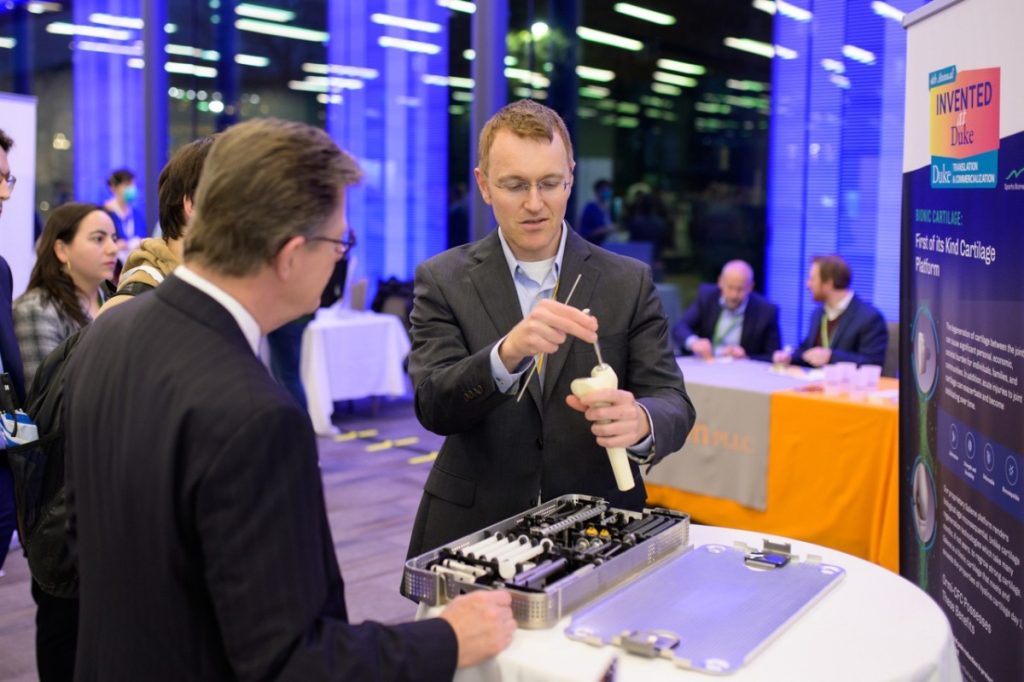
top-left (593, 179), bottom-right (611, 194)
top-left (813, 254), bottom-right (852, 289)
top-left (0, 128), bottom-right (12, 153)
top-left (185, 118), bottom-right (362, 277)
top-left (28, 202), bottom-right (106, 327)
top-left (158, 135), bottom-right (217, 241)
top-left (108, 168), bottom-right (134, 187)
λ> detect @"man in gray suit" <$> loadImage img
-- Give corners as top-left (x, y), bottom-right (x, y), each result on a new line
top-left (65, 118), bottom-right (515, 681)
top-left (407, 100), bottom-right (695, 556)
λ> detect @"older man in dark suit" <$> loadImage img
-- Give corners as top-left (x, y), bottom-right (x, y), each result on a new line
top-left (65, 119), bottom-right (514, 681)
top-left (406, 101), bottom-right (695, 557)
top-left (0, 128), bottom-right (25, 580)
top-left (672, 260), bottom-right (781, 362)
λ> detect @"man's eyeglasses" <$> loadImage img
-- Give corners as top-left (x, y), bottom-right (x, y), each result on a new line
top-left (1, 173), bottom-right (15, 190)
top-left (492, 177), bottom-right (570, 198)
top-left (308, 230), bottom-right (356, 256)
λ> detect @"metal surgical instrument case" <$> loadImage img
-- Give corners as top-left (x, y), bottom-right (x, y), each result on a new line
top-left (401, 494), bottom-right (690, 628)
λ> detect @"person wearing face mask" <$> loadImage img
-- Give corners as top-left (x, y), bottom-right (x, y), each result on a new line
top-left (103, 168), bottom-right (144, 252)
top-left (578, 178), bottom-right (616, 245)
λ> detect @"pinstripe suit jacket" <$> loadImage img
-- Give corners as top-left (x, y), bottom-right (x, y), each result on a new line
top-left (406, 228), bottom-right (695, 556)
top-left (65, 275), bottom-right (456, 681)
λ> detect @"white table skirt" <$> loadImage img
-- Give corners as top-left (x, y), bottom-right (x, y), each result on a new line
top-left (427, 524), bottom-right (960, 682)
top-left (301, 308), bottom-right (411, 435)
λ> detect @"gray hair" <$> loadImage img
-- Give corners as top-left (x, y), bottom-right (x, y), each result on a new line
top-left (185, 118), bottom-right (362, 276)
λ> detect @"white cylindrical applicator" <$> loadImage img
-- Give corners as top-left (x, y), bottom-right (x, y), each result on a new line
top-left (570, 363), bottom-right (636, 491)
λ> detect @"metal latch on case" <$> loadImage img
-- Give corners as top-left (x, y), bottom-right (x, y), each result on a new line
top-left (743, 539), bottom-right (793, 569)
top-left (618, 630), bottom-right (681, 658)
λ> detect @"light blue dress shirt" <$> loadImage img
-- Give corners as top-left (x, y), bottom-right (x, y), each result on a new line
top-left (711, 296), bottom-right (748, 356)
top-left (486, 223), bottom-right (654, 458)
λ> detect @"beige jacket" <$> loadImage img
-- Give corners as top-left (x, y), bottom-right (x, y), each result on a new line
top-left (97, 238), bottom-right (181, 317)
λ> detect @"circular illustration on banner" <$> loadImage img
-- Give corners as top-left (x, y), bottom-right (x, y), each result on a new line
top-left (965, 432), bottom-right (976, 460)
top-left (912, 459), bottom-right (937, 546)
top-left (984, 442), bottom-right (995, 472)
top-left (911, 306), bottom-right (939, 398)
top-left (1007, 455), bottom-right (1019, 487)
top-left (949, 423), bottom-right (958, 452)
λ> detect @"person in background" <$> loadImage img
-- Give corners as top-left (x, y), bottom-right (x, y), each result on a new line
top-left (97, 136), bottom-right (216, 316)
top-left (13, 203), bottom-right (118, 387)
top-left (673, 259), bottom-right (781, 361)
top-left (772, 254), bottom-right (887, 368)
top-left (405, 100), bottom-right (695, 557)
top-left (103, 168), bottom-right (144, 251)
top-left (577, 178), bottom-right (615, 245)
top-left (64, 118), bottom-right (514, 680)
top-left (0, 128), bottom-right (26, 579)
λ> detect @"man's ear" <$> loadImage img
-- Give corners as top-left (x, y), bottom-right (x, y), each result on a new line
top-left (183, 196), bottom-right (194, 221)
top-left (473, 166), bottom-right (492, 206)
top-left (272, 235), bottom-right (306, 279)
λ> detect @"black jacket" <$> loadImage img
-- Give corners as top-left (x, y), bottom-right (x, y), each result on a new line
top-left (672, 284), bottom-right (782, 361)
top-left (65, 274), bottom-right (456, 681)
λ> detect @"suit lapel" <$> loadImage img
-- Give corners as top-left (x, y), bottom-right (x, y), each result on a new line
top-left (738, 297), bottom-right (754, 350)
top-left (706, 295), bottom-right (723, 341)
top-left (467, 231), bottom-right (523, 339)
top-left (829, 295), bottom-right (857, 349)
top-left (543, 231), bottom-right (599, 402)
top-left (465, 232), bottom-right (543, 409)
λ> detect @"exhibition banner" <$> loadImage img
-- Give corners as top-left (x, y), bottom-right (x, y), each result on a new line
top-left (902, 1), bottom-right (1024, 679)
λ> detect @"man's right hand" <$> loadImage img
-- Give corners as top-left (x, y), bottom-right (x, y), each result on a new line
top-left (690, 337), bottom-right (713, 360)
top-left (772, 349), bottom-right (792, 365)
top-left (440, 590), bottom-right (517, 669)
top-left (498, 299), bottom-right (598, 372)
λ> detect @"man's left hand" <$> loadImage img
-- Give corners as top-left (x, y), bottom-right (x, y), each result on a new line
top-left (802, 346), bottom-right (832, 367)
top-left (566, 388), bottom-right (650, 449)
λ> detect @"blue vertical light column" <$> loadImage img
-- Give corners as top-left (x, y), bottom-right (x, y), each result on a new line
top-left (766, 0), bottom-right (926, 346)
top-left (73, 0), bottom-right (146, 222)
top-left (326, 0), bottom-right (449, 293)
top-left (870, 6), bottom-right (914, 316)
top-left (766, 2), bottom-right (813, 348)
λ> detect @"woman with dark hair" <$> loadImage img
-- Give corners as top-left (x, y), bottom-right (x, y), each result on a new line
top-left (14, 202), bottom-right (118, 386)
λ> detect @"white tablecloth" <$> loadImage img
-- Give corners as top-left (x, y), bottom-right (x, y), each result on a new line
top-left (446, 525), bottom-right (961, 682)
top-left (301, 308), bottom-right (410, 435)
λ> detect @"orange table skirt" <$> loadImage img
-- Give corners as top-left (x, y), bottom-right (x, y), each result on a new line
top-left (648, 379), bottom-right (900, 572)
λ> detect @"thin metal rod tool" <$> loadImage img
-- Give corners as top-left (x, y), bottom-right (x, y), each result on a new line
top-left (582, 308), bottom-right (605, 367)
top-left (515, 273), bottom-right (583, 403)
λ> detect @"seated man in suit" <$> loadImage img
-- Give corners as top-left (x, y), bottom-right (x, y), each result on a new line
top-left (773, 254), bottom-right (887, 368)
top-left (672, 260), bottom-right (781, 361)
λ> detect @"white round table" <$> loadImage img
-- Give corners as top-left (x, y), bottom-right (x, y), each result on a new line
top-left (450, 525), bottom-right (961, 681)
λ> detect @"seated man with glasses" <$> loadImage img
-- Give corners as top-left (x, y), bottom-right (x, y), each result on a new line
top-left (406, 99), bottom-right (695, 557)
